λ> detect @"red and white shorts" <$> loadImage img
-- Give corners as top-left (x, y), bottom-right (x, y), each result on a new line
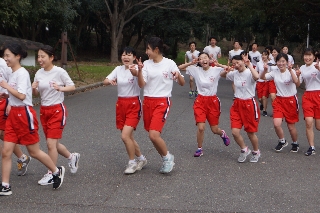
top-left (269, 80), bottom-right (277, 94)
top-left (193, 94), bottom-right (220, 126)
top-left (272, 95), bottom-right (299, 124)
top-left (230, 98), bottom-right (260, 132)
top-left (0, 98), bottom-right (8, 130)
top-left (4, 106), bottom-right (39, 145)
top-left (302, 90), bottom-right (320, 119)
top-left (40, 103), bottom-right (67, 139)
top-left (256, 81), bottom-right (269, 99)
top-left (116, 96), bottom-right (141, 130)
top-left (143, 97), bottom-right (171, 132)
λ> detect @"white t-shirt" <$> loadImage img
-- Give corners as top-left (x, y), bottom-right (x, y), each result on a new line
top-left (256, 61), bottom-right (267, 82)
top-left (186, 66), bottom-right (224, 96)
top-left (249, 51), bottom-right (262, 67)
top-left (229, 49), bottom-right (243, 60)
top-left (299, 62), bottom-right (320, 91)
top-left (265, 68), bottom-right (297, 97)
top-left (106, 65), bottom-right (140, 97)
top-left (34, 66), bottom-right (74, 106)
top-left (226, 69), bottom-right (256, 99)
top-left (8, 67), bottom-right (33, 106)
top-left (203, 46), bottom-right (221, 60)
top-left (142, 57), bottom-right (181, 97)
top-left (288, 54), bottom-right (295, 65)
top-left (0, 58), bottom-right (12, 94)
top-left (185, 50), bottom-right (200, 63)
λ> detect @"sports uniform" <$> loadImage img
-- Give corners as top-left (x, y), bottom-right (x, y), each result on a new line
top-left (249, 51), bottom-right (262, 67)
top-left (203, 46), bottom-right (221, 60)
top-left (0, 58), bottom-right (11, 130)
top-left (229, 49), bottom-right (243, 61)
top-left (106, 65), bottom-right (141, 130)
top-left (256, 60), bottom-right (269, 99)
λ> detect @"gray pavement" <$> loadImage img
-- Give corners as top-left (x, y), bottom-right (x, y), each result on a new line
top-left (1, 76), bottom-right (320, 213)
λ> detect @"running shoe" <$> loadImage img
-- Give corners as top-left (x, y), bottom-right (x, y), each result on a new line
top-left (305, 147), bottom-right (316, 156)
top-left (221, 130), bottom-right (230, 146)
top-left (188, 91), bottom-right (194, 98)
top-left (250, 152), bottom-right (261, 163)
top-left (17, 156), bottom-right (31, 176)
top-left (194, 90), bottom-right (198, 98)
top-left (68, 153), bottom-right (80, 173)
top-left (0, 185), bottom-right (12, 196)
top-left (38, 173), bottom-right (54, 185)
top-left (275, 141), bottom-right (288, 152)
top-left (194, 149), bottom-right (203, 157)
top-left (124, 162), bottom-right (138, 174)
top-left (136, 159), bottom-right (147, 170)
top-left (159, 153), bottom-right (175, 173)
top-left (52, 166), bottom-right (65, 189)
top-left (290, 143), bottom-right (299, 153)
top-left (238, 148), bottom-right (251, 163)
top-left (262, 111), bottom-right (268, 117)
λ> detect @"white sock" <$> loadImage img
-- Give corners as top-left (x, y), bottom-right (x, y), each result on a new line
top-left (162, 151), bottom-right (170, 159)
top-left (18, 154), bottom-right (27, 162)
top-left (128, 159), bottom-right (136, 164)
top-left (253, 150), bottom-right (260, 154)
top-left (2, 182), bottom-right (9, 187)
top-left (138, 155), bottom-right (146, 161)
top-left (311, 146), bottom-right (315, 150)
top-left (241, 147), bottom-right (248, 152)
top-left (52, 168), bottom-right (59, 175)
top-left (47, 170), bottom-right (52, 174)
top-left (279, 138), bottom-right (286, 143)
top-left (68, 153), bottom-right (73, 160)
top-left (292, 141), bottom-right (298, 144)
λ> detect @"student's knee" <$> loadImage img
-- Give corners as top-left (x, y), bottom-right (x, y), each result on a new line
top-left (149, 131), bottom-right (160, 142)
top-left (231, 129), bottom-right (240, 138)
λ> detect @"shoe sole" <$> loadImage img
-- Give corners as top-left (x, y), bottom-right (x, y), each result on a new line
top-left (0, 191), bottom-right (12, 196)
top-left (18, 157), bottom-right (32, 176)
top-left (70, 154), bottom-right (80, 174)
top-left (39, 182), bottom-right (54, 186)
top-left (53, 166), bottom-right (65, 190)
top-left (194, 153), bottom-right (203, 157)
top-left (159, 162), bottom-right (175, 174)
top-left (305, 152), bottom-right (316, 156)
top-left (275, 143), bottom-right (288, 152)
top-left (290, 149), bottom-right (299, 153)
top-left (124, 170), bottom-right (137, 174)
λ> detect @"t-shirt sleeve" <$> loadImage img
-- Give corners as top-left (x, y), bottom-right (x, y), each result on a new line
top-left (203, 47), bottom-right (208, 53)
top-left (106, 66), bottom-right (119, 80)
top-left (186, 66), bottom-right (196, 77)
top-left (60, 69), bottom-right (75, 86)
top-left (16, 71), bottom-right (29, 95)
top-left (226, 71), bottom-right (235, 81)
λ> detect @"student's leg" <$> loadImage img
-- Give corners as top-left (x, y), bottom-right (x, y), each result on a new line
top-left (287, 123), bottom-right (298, 142)
top-left (197, 122), bottom-right (205, 148)
top-left (56, 140), bottom-right (71, 159)
top-left (1, 142), bottom-right (15, 183)
top-left (262, 96), bottom-right (268, 111)
top-left (26, 142), bottom-right (57, 172)
top-left (210, 125), bottom-right (223, 135)
top-left (247, 132), bottom-right (259, 151)
top-left (305, 117), bottom-right (314, 147)
top-left (149, 130), bottom-right (167, 156)
top-left (270, 93), bottom-right (276, 102)
top-left (315, 119), bottom-right (320, 132)
top-left (189, 76), bottom-right (194, 92)
top-left (274, 118), bottom-right (284, 139)
top-left (121, 125), bottom-right (136, 160)
top-left (231, 128), bottom-right (246, 149)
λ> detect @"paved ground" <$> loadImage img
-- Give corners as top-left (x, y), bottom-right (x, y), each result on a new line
top-left (1, 76), bottom-right (320, 213)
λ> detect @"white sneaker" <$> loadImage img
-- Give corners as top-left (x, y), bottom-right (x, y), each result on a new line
top-left (68, 153), bottom-right (80, 173)
top-left (136, 159), bottom-right (147, 170)
top-left (38, 173), bottom-right (54, 185)
top-left (124, 162), bottom-right (137, 174)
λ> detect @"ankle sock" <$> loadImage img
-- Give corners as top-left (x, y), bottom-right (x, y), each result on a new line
top-left (128, 159), bottom-right (136, 164)
top-left (138, 155), bottom-right (146, 161)
top-left (292, 141), bottom-right (298, 144)
top-left (311, 146), bottom-right (315, 150)
top-left (52, 168), bottom-right (59, 175)
top-left (18, 154), bottom-right (27, 162)
top-left (241, 147), bottom-right (248, 152)
top-left (68, 153), bottom-right (73, 160)
top-left (2, 182), bottom-right (9, 187)
top-left (279, 138), bottom-right (286, 143)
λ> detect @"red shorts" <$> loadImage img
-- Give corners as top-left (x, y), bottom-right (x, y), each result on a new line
top-left (4, 106), bottom-right (39, 145)
top-left (193, 95), bottom-right (220, 126)
top-left (230, 98), bottom-right (260, 132)
top-left (256, 81), bottom-right (269, 99)
top-left (143, 97), bottom-right (171, 132)
top-left (0, 98), bottom-right (8, 130)
top-left (269, 80), bottom-right (277, 94)
top-left (302, 90), bottom-right (320, 119)
top-left (40, 103), bottom-right (67, 139)
top-left (272, 95), bottom-right (299, 124)
top-left (116, 97), bottom-right (141, 130)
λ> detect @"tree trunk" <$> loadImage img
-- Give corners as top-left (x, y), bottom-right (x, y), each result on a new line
top-left (110, 23), bottom-right (119, 62)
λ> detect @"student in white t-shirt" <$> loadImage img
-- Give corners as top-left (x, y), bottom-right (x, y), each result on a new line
top-left (203, 36), bottom-right (221, 64)
top-left (0, 43), bottom-right (65, 196)
top-left (249, 43), bottom-right (262, 68)
top-left (0, 56), bottom-right (31, 176)
top-left (282, 46), bottom-right (294, 65)
top-left (296, 48), bottom-right (320, 156)
top-left (228, 41), bottom-right (243, 63)
top-left (268, 47), bottom-right (281, 103)
top-left (260, 53), bottom-right (300, 153)
top-left (104, 47), bottom-right (147, 174)
top-left (132, 37), bottom-right (185, 174)
top-left (221, 54), bottom-right (261, 163)
top-left (185, 42), bottom-right (200, 98)
top-left (265, 46), bottom-right (273, 61)
top-left (32, 45), bottom-right (79, 186)
top-left (178, 53), bottom-right (230, 157)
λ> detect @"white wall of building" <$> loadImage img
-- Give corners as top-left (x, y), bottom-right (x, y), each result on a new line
top-left (21, 50), bottom-right (36, 66)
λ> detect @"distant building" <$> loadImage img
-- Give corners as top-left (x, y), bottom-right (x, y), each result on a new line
top-left (0, 34), bottom-right (43, 66)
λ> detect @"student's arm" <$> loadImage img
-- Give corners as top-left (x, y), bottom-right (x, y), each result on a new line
top-left (289, 64), bottom-right (300, 87)
top-left (0, 81), bottom-right (26, 100)
top-left (136, 58), bottom-right (146, 88)
top-left (103, 78), bottom-right (117, 86)
top-left (32, 81), bottom-right (40, 96)
top-left (178, 60), bottom-right (196, 70)
top-left (243, 54), bottom-right (259, 81)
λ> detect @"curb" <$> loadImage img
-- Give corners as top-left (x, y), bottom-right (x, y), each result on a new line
top-left (32, 82), bottom-right (104, 105)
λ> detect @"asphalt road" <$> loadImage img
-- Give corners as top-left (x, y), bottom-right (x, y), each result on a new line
top-left (1, 75), bottom-right (320, 213)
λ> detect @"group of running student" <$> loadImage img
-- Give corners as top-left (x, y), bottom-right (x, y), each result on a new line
top-left (184, 37), bottom-right (320, 159)
top-left (0, 43), bottom-right (80, 196)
